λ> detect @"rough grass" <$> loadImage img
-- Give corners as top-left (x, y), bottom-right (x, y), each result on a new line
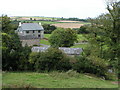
top-left (77, 34), bottom-right (88, 42)
top-left (40, 39), bottom-right (50, 45)
top-left (71, 44), bottom-right (88, 49)
top-left (2, 71), bottom-right (118, 88)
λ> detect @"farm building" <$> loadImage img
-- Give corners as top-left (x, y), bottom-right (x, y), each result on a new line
top-left (16, 22), bottom-right (44, 46)
top-left (32, 47), bottom-right (83, 56)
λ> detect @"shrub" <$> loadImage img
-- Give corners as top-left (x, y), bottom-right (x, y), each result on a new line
top-left (34, 47), bottom-right (71, 72)
top-left (29, 52), bottom-right (43, 71)
top-left (73, 55), bottom-right (109, 78)
top-left (19, 45), bottom-right (32, 71)
top-left (56, 55), bottom-right (72, 71)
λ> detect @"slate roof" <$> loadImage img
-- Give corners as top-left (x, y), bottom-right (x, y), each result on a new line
top-left (17, 23), bottom-right (44, 31)
top-left (31, 47), bottom-right (83, 55)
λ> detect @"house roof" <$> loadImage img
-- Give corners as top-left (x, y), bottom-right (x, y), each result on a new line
top-left (31, 47), bottom-right (83, 55)
top-left (17, 23), bottom-right (44, 31)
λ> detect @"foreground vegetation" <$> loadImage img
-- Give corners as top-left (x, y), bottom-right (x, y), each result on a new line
top-left (2, 72), bottom-right (118, 88)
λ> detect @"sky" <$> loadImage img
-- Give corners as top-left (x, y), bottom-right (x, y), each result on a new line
top-left (1, 0), bottom-right (110, 19)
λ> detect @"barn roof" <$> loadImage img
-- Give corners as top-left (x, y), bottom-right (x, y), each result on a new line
top-left (17, 23), bottom-right (44, 31)
top-left (31, 47), bottom-right (83, 55)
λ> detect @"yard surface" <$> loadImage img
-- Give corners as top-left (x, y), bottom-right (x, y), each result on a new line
top-left (2, 72), bottom-right (118, 88)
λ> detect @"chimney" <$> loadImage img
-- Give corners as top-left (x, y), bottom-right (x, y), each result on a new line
top-left (39, 22), bottom-right (41, 25)
top-left (19, 22), bottom-right (22, 26)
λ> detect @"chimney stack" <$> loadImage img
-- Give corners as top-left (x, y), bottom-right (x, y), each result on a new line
top-left (19, 22), bottom-right (21, 26)
top-left (39, 22), bottom-right (41, 25)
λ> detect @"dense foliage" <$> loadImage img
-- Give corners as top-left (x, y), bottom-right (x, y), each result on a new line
top-left (2, 15), bottom-right (31, 71)
top-left (77, 25), bottom-right (90, 34)
top-left (42, 24), bottom-right (56, 34)
top-left (49, 28), bottom-right (78, 47)
top-left (83, 1), bottom-right (120, 78)
top-left (73, 56), bottom-right (110, 79)
top-left (29, 48), bottom-right (72, 72)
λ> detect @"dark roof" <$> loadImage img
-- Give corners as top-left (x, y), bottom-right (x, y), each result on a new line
top-left (18, 23), bottom-right (44, 31)
top-left (32, 47), bottom-right (83, 55)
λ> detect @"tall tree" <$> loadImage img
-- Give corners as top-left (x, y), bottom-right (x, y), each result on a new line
top-left (85, 1), bottom-right (120, 70)
top-left (2, 15), bottom-right (31, 71)
top-left (49, 28), bottom-right (77, 47)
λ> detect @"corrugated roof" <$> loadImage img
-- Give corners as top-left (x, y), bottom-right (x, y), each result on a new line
top-left (18, 23), bottom-right (44, 31)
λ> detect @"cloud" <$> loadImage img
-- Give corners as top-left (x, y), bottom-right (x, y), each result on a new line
top-left (0, 0), bottom-right (107, 18)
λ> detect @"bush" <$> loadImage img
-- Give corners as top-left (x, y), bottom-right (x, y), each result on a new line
top-left (56, 55), bottom-right (72, 71)
top-left (73, 55), bottom-right (109, 78)
top-left (78, 25), bottom-right (89, 34)
top-left (42, 24), bottom-right (56, 34)
top-left (34, 47), bottom-right (72, 72)
top-left (18, 45), bottom-right (32, 71)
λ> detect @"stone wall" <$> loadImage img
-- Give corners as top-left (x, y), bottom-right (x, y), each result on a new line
top-left (21, 39), bottom-right (40, 46)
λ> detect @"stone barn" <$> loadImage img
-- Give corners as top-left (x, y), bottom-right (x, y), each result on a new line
top-left (31, 47), bottom-right (83, 56)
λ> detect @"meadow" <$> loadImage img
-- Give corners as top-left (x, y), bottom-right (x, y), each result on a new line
top-left (2, 71), bottom-right (118, 88)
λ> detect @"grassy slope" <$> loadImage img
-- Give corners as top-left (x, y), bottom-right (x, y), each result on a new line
top-left (2, 72), bottom-right (118, 88)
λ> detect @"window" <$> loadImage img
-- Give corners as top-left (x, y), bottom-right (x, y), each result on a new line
top-left (33, 31), bottom-right (35, 33)
top-left (26, 31), bottom-right (29, 33)
top-left (38, 35), bottom-right (40, 37)
top-left (38, 30), bottom-right (40, 33)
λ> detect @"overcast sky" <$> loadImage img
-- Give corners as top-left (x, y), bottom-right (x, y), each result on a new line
top-left (1, 0), bottom-right (110, 19)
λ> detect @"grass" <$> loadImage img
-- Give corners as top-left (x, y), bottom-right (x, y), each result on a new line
top-left (44, 34), bottom-right (51, 39)
top-left (40, 39), bottom-right (50, 45)
top-left (2, 71), bottom-right (118, 88)
top-left (77, 34), bottom-right (87, 42)
top-left (71, 44), bottom-right (88, 49)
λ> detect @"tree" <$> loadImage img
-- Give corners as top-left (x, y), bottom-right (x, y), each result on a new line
top-left (42, 24), bottom-right (56, 34)
top-left (49, 28), bottom-right (78, 47)
top-left (78, 25), bottom-right (89, 34)
top-left (84, 1), bottom-right (120, 72)
top-left (2, 15), bottom-right (31, 71)
top-left (1, 15), bottom-right (13, 33)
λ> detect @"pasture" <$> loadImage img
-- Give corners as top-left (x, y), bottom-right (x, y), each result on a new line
top-left (2, 72), bottom-right (118, 88)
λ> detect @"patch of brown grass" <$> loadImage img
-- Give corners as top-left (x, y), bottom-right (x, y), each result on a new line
top-left (52, 23), bottom-right (84, 29)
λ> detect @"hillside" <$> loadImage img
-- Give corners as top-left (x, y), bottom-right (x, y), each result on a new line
top-left (2, 72), bottom-right (118, 88)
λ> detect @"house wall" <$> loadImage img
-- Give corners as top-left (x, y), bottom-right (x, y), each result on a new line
top-left (19, 30), bottom-right (44, 38)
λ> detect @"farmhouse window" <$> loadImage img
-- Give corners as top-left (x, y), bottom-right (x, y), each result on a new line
top-left (33, 31), bottom-right (35, 33)
top-left (38, 31), bottom-right (40, 33)
top-left (38, 35), bottom-right (40, 37)
top-left (26, 31), bottom-right (29, 33)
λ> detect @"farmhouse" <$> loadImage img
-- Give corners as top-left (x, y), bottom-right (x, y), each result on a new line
top-left (16, 22), bottom-right (44, 46)
top-left (32, 47), bottom-right (83, 56)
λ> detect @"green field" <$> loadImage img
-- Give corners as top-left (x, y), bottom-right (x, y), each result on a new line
top-left (2, 72), bottom-right (118, 88)
top-left (71, 44), bottom-right (88, 49)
